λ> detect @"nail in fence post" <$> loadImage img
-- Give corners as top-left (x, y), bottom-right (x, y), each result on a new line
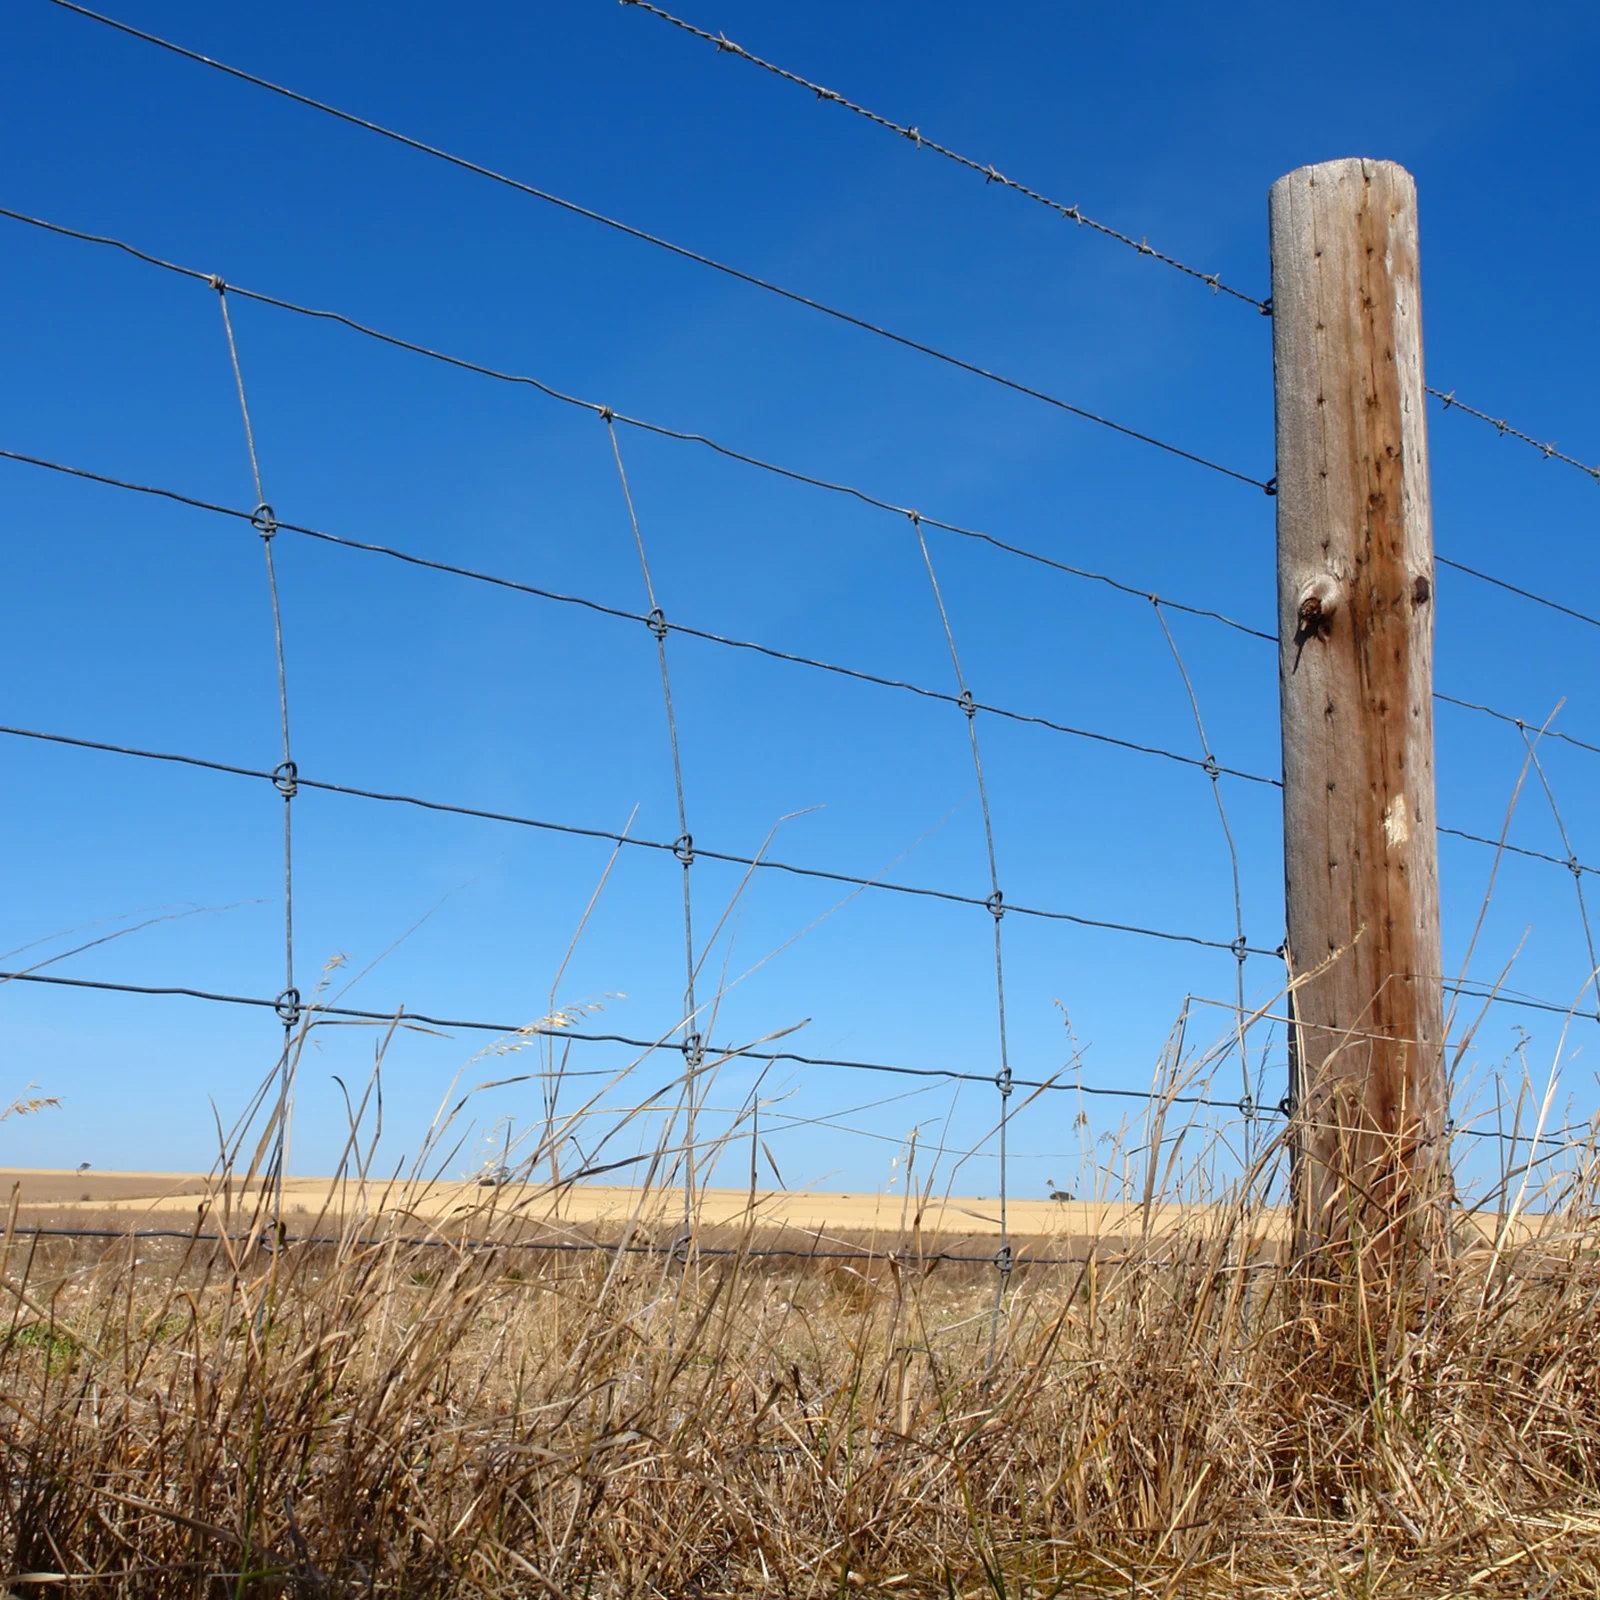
top-left (1268, 159), bottom-right (1450, 1256)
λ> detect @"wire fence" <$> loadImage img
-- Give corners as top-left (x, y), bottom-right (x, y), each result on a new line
top-left (5, 3), bottom-right (1600, 1306)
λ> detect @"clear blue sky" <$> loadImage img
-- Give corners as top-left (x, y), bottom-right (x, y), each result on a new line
top-left (3, 0), bottom-right (1598, 1196)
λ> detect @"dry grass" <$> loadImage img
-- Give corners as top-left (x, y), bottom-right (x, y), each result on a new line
top-left (4, 1135), bottom-right (1600, 1598)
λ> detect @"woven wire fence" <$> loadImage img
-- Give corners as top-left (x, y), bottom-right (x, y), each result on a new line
top-left (4, 3), bottom-right (1600, 1290)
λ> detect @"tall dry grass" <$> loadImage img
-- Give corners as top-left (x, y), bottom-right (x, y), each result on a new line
top-left (5, 1070), bottom-right (1600, 1598)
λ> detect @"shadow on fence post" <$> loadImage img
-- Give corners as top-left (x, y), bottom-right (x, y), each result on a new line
top-left (1269, 158), bottom-right (1452, 1266)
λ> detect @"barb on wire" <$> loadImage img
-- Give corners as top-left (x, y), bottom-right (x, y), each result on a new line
top-left (0, 204), bottom-right (1278, 638)
top-left (1150, 601), bottom-right (1254, 1139)
top-left (620, 0), bottom-right (1271, 312)
top-left (0, 442), bottom-right (1281, 785)
top-left (35, 7), bottom-right (1271, 491)
top-left (1428, 386), bottom-right (1600, 485)
top-left (905, 512), bottom-right (1015, 1366)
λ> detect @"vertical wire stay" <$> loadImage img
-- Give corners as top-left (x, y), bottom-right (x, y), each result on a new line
top-left (213, 277), bottom-right (299, 1219)
top-left (1151, 602), bottom-right (1255, 1163)
top-left (1516, 726), bottom-right (1600, 1022)
top-left (907, 514), bottom-right (1013, 1371)
top-left (604, 413), bottom-right (701, 1245)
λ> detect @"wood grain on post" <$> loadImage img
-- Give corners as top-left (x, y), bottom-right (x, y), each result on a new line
top-left (1269, 158), bottom-right (1449, 1252)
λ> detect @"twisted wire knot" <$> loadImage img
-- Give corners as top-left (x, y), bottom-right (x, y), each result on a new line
top-left (646, 607), bottom-right (669, 641)
top-left (272, 760), bottom-right (299, 798)
top-left (673, 833), bottom-right (694, 866)
top-left (985, 889), bottom-right (1005, 921)
top-left (251, 503), bottom-right (277, 538)
top-left (274, 987), bottom-right (302, 1026)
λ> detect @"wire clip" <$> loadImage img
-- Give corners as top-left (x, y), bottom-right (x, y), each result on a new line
top-left (251, 503), bottom-right (278, 538)
top-left (646, 607), bottom-right (669, 641)
top-left (993, 1243), bottom-right (1014, 1276)
top-left (985, 889), bottom-right (1005, 921)
top-left (274, 987), bottom-right (302, 1027)
top-left (672, 833), bottom-right (694, 866)
top-left (272, 760), bottom-right (299, 799)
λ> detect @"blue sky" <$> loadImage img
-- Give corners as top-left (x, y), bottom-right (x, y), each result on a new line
top-left (3, 0), bottom-right (1598, 1196)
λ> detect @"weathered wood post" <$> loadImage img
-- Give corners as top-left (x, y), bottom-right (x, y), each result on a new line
top-left (1269, 158), bottom-right (1450, 1254)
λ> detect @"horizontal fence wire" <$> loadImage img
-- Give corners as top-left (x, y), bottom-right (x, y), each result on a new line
top-left (6, 213), bottom-right (1589, 771)
top-left (1434, 693), bottom-right (1600, 760)
top-left (0, 722), bottom-right (1276, 955)
top-left (7, 445), bottom-right (1595, 883)
top-left (0, 206), bottom-right (1273, 640)
top-left (1437, 555), bottom-right (1600, 633)
top-left (8, 22), bottom-right (1597, 1190)
top-left (1428, 388), bottom-right (1600, 485)
top-left (35, 6), bottom-right (1272, 492)
top-left (0, 967), bottom-right (1244, 1106)
top-left (0, 443), bottom-right (1278, 787)
top-left (2, 967), bottom-right (1588, 1116)
top-left (0, 1226), bottom-right (1112, 1267)
top-left (619, 0), bottom-right (1272, 312)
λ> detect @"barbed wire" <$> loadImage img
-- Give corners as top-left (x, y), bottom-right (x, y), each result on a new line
top-left (36, 4), bottom-right (1271, 492)
top-left (0, 723), bottom-right (1278, 956)
top-left (619, 0), bottom-right (1271, 313)
top-left (1429, 388), bottom-right (1600, 485)
top-left (0, 205), bottom-right (1277, 641)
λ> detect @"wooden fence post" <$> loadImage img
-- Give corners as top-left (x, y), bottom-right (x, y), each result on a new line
top-left (1268, 158), bottom-right (1450, 1253)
